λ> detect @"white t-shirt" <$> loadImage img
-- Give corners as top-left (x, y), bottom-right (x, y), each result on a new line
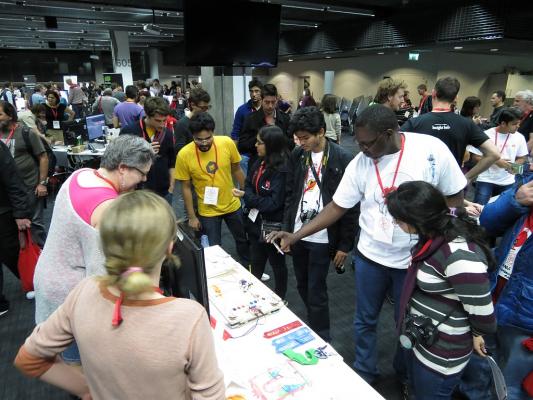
top-left (467, 127), bottom-right (528, 186)
top-left (294, 151), bottom-right (329, 243)
top-left (333, 132), bottom-right (467, 269)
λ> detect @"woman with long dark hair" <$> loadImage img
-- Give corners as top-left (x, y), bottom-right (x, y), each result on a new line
top-left (233, 125), bottom-right (289, 299)
top-left (386, 181), bottom-right (496, 400)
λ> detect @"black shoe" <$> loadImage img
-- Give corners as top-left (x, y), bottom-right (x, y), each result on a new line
top-left (0, 300), bottom-right (9, 317)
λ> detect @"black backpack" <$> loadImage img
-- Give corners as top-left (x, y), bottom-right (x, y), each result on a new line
top-left (20, 126), bottom-right (57, 177)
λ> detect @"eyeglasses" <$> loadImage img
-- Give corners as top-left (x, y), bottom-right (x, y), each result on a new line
top-left (128, 166), bottom-right (149, 178)
top-left (356, 132), bottom-right (384, 150)
top-left (196, 104), bottom-right (211, 111)
top-left (193, 136), bottom-right (213, 144)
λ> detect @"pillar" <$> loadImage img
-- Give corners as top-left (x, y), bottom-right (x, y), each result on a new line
top-left (324, 70), bottom-right (334, 95)
top-left (148, 48), bottom-right (159, 80)
top-left (109, 31), bottom-right (133, 87)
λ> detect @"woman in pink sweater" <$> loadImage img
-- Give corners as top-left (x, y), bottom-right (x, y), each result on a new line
top-left (15, 191), bottom-right (225, 400)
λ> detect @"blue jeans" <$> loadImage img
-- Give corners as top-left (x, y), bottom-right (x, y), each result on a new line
top-left (62, 341), bottom-right (81, 364)
top-left (240, 154), bottom-right (250, 182)
top-left (474, 181), bottom-right (512, 205)
top-left (291, 241), bottom-right (331, 341)
top-left (406, 350), bottom-right (463, 399)
top-left (498, 325), bottom-right (533, 400)
top-left (198, 208), bottom-right (250, 265)
top-left (353, 254), bottom-right (407, 384)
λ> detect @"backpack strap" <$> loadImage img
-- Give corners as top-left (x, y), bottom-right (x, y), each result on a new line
top-left (20, 126), bottom-right (40, 167)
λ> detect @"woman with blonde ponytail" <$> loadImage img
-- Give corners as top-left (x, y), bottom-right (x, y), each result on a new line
top-left (14, 191), bottom-right (225, 400)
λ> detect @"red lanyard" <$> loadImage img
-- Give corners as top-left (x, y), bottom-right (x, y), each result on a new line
top-left (413, 239), bottom-right (433, 260)
top-left (432, 107), bottom-right (451, 112)
top-left (139, 119), bottom-right (164, 144)
top-left (419, 95), bottom-right (427, 110)
top-left (494, 128), bottom-right (511, 154)
top-left (520, 110), bottom-right (532, 124)
top-left (2, 123), bottom-right (17, 147)
top-left (112, 286), bottom-right (163, 327)
top-left (94, 170), bottom-right (119, 193)
top-left (195, 140), bottom-right (218, 181)
top-left (50, 106), bottom-right (58, 120)
top-left (374, 134), bottom-right (405, 198)
top-left (254, 162), bottom-right (266, 193)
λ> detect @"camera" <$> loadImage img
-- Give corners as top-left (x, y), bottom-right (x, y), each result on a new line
top-left (300, 209), bottom-right (318, 224)
top-left (399, 314), bottom-right (438, 350)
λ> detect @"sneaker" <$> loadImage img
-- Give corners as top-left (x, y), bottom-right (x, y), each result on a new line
top-left (26, 291), bottom-right (35, 300)
top-left (261, 273), bottom-right (270, 282)
top-left (0, 301), bottom-right (9, 317)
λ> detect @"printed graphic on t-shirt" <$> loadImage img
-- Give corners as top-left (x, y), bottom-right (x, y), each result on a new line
top-left (432, 124), bottom-right (451, 131)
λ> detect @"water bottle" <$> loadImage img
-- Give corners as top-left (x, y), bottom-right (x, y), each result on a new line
top-left (200, 235), bottom-right (210, 248)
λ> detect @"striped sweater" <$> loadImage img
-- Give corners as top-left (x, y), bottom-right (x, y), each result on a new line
top-left (408, 237), bottom-right (496, 375)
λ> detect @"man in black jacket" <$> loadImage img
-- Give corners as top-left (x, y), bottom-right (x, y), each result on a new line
top-left (281, 107), bottom-right (357, 341)
top-left (238, 84), bottom-right (292, 169)
top-left (120, 97), bottom-right (176, 200)
top-left (0, 140), bottom-right (32, 316)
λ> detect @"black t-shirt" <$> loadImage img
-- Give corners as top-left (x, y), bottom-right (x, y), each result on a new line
top-left (519, 111), bottom-right (533, 143)
top-left (45, 103), bottom-right (67, 125)
top-left (402, 112), bottom-right (488, 166)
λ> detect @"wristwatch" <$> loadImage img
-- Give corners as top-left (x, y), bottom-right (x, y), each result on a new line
top-left (39, 178), bottom-right (49, 186)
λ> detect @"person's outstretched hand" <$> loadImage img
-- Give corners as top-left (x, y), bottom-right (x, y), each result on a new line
top-left (266, 231), bottom-right (295, 252)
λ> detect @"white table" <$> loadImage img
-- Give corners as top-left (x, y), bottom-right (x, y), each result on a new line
top-left (52, 145), bottom-right (105, 168)
top-left (204, 245), bottom-right (384, 400)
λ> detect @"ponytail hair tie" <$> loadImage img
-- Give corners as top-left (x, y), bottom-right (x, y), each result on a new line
top-left (120, 266), bottom-right (143, 279)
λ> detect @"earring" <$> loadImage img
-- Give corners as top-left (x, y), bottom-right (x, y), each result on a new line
top-left (120, 178), bottom-right (125, 191)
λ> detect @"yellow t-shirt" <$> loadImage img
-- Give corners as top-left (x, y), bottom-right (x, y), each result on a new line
top-left (174, 135), bottom-right (242, 217)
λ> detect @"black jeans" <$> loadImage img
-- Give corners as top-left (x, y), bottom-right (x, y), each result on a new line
top-left (250, 238), bottom-right (287, 299)
top-left (198, 208), bottom-right (250, 265)
top-left (291, 240), bottom-right (331, 341)
top-left (0, 212), bottom-right (21, 305)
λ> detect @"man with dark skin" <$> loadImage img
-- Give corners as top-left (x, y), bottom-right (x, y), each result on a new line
top-left (269, 105), bottom-right (466, 388)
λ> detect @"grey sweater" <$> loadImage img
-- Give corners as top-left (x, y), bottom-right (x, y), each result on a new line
top-left (34, 172), bottom-right (107, 323)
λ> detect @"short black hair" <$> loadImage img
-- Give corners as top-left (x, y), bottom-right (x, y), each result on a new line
top-left (248, 78), bottom-right (263, 91)
top-left (189, 112), bottom-right (215, 135)
top-left (261, 83), bottom-right (278, 99)
top-left (189, 88), bottom-right (210, 105)
top-left (355, 104), bottom-right (398, 134)
top-left (494, 90), bottom-right (506, 102)
top-left (125, 85), bottom-right (138, 100)
top-left (144, 97), bottom-right (170, 118)
top-left (289, 106), bottom-right (325, 135)
top-left (417, 83), bottom-right (427, 91)
top-left (434, 77), bottom-right (460, 103)
top-left (498, 107), bottom-right (522, 124)
top-left (0, 100), bottom-right (17, 122)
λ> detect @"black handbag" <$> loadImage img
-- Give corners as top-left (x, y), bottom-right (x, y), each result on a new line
top-left (260, 221), bottom-right (282, 243)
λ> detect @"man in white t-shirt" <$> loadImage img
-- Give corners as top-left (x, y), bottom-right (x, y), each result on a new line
top-left (269, 105), bottom-right (466, 385)
top-left (468, 107), bottom-right (529, 205)
top-left (281, 107), bottom-right (358, 342)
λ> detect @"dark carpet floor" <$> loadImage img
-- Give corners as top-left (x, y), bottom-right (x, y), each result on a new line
top-left (0, 132), bottom-right (406, 400)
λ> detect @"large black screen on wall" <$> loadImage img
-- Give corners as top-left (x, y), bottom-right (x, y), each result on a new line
top-left (184, 1), bottom-right (281, 67)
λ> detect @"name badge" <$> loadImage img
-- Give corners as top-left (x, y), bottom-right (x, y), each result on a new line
top-left (248, 208), bottom-right (259, 222)
top-left (373, 213), bottom-right (394, 244)
top-left (53, 120), bottom-right (61, 129)
top-left (204, 186), bottom-right (219, 205)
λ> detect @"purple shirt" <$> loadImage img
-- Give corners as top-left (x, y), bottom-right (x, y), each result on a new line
top-left (113, 101), bottom-right (144, 127)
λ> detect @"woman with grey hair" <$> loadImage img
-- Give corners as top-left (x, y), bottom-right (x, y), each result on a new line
top-left (34, 135), bottom-right (155, 364)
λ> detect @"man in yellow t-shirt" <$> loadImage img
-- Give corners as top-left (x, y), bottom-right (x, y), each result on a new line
top-left (175, 112), bottom-right (249, 264)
